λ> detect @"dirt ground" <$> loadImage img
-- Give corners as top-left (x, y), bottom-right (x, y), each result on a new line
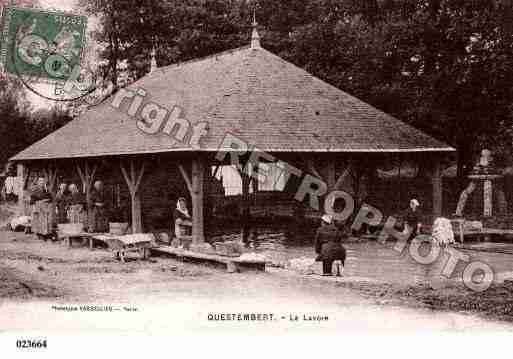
top-left (1, 228), bottom-right (513, 332)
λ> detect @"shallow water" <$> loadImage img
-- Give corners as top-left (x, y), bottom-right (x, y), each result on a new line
top-left (244, 229), bottom-right (513, 286)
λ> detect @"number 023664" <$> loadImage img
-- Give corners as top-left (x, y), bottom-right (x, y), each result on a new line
top-left (16, 339), bottom-right (47, 349)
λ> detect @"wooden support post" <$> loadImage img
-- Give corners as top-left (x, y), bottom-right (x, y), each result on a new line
top-left (191, 158), bottom-right (205, 243)
top-left (325, 160), bottom-right (336, 190)
top-left (239, 166), bottom-right (251, 244)
top-left (397, 155), bottom-right (402, 213)
top-left (76, 162), bottom-right (98, 211)
top-left (251, 165), bottom-right (259, 244)
top-left (252, 172), bottom-right (258, 205)
top-left (120, 159), bottom-right (145, 234)
top-left (306, 157), bottom-right (323, 181)
top-left (204, 163), bottom-right (212, 235)
top-left (43, 164), bottom-right (58, 199)
top-left (16, 163), bottom-right (28, 215)
top-left (77, 161), bottom-right (98, 231)
top-left (432, 158), bottom-right (443, 218)
top-left (178, 159), bottom-right (206, 243)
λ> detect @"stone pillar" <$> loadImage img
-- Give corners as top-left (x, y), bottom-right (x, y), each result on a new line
top-left (483, 179), bottom-right (492, 217)
top-left (432, 158), bottom-right (443, 217)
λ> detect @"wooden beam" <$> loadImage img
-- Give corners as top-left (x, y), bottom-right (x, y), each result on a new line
top-left (120, 163), bottom-right (132, 192)
top-left (325, 161), bottom-right (336, 189)
top-left (178, 164), bottom-right (193, 195)
top-left (432, 158), bottom-right (443, 217)
top-left (16, 163), bottom-right (27, 216)
top-left (46, 166), bottom-right (58, 198)
top-left (241, 168), bottom-right (251, 243)
top-left (120, 159), bottom-right (145, 233)
top-left (77, 161), bottom-right (98, 227)
top-left (305, 157), bottom-right (323, 180)
top-left (134, 162), bottom-right (145, 192)
top-left (191, 158), bottom-right (205, 243)
top-left (334, 163), bottom-right (351, 190)
top-left (90, 164), bottom-right (98, 185)
top-left (76, 164), bottom-right (85, 187)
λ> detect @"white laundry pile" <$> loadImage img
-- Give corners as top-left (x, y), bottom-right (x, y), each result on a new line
top-left (4, 176), bottom-right (23, 196)
top-left (237, 252), bottom-right (267, 262)
top-left (4, 176), bottom-right (16, 194)
top-left (432, 217), bottom-right (455, 246)
top-left (286, 257), bottom-right (319, 275)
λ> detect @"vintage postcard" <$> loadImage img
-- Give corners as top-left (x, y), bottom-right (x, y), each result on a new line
top-left (0, 0), bottom-right (512, 357)
top-left (0, 5), bottom-right (86, 83)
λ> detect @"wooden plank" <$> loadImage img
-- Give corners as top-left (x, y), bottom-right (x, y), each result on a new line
top-left (154, 246), bottom-right (231, 263)
top-left (152, 246), bottom-right (266, 269)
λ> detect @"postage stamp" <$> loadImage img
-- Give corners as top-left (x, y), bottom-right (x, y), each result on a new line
top-left (0, 5), bottom-right (87, 83)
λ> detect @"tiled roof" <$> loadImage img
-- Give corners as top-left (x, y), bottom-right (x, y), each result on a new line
top-left (12, 45), bottom-right (454, 160)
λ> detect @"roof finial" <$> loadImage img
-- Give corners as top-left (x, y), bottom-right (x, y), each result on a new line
top-left (150, 47), bottom-right (157, 73)
top-left (251, 9), bottom-right (261, 49)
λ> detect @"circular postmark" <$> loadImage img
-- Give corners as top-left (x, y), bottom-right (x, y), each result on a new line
top-left (7, 13), bottom-right (112, 105)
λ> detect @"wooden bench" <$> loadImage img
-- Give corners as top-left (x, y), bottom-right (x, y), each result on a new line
top-left (151, 246), bottom-right (266, 273)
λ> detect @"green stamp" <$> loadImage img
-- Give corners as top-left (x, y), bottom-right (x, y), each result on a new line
top-left (0, 6), bottom-right (87, 82)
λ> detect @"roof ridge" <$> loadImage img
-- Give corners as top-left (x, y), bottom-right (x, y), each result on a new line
top-left (147, 45), bottom-right (252, 75)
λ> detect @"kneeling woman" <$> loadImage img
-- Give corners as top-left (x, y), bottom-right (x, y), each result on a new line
top-left (315, 215), bottom-right (347, 276)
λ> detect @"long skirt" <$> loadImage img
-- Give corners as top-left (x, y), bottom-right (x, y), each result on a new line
top-left (174, 221), bottom-right (192, 239)
top-left (31, 200), bottom-right (56, 235)
top-left (88, 206), bottom-right (108, 233)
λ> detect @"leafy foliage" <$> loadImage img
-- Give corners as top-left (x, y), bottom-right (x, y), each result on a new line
top-left (0, 74), bottom-right (72, 171)
top-left (75, 0), bottom-right (513, 175)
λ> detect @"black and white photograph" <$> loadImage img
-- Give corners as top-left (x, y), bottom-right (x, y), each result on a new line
top-left (0, 0), bottom-right (512, 356)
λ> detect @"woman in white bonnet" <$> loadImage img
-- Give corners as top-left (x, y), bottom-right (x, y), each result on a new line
top-left (405, 198), bottom-right (422, 241)
top-left (173, 197), bottom-right (192, 241)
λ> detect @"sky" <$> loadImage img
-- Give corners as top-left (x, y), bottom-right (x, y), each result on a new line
top-left (37, 0), bottom-right (76, 12)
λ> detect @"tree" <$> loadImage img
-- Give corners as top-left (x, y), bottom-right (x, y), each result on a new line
top-left (0, 74), bottom-right (32, 168)
top-left (76, 0), bottom-right (513, 178)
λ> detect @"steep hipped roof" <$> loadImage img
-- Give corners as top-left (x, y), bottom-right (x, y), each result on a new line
top-left (12, 44), bottom-right (454, 161)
